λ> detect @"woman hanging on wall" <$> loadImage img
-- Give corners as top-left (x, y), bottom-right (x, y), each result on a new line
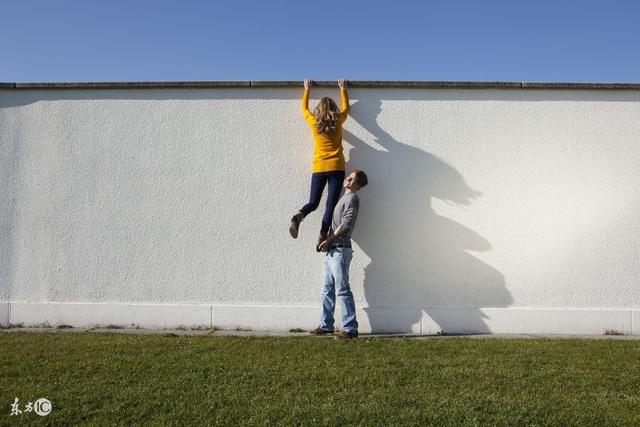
top-left (289, 78), bottom-right (350, 250)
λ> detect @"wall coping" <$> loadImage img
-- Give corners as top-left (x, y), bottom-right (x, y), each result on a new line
top-left (1, 81), bottom-right (640, 90)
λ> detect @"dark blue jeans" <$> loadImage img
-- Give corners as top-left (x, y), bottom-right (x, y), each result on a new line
top-left (300, 171), bottom-right (345, 234)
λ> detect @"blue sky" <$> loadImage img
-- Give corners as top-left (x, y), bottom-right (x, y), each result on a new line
top-left (2, 0), bottom-right (639, 82)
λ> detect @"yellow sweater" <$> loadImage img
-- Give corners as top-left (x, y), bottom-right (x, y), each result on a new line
top-left (302, 88), bottom-right (350, 173)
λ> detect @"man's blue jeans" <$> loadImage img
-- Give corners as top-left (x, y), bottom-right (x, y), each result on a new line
top-left (319, 247), bottom-right (358, 333)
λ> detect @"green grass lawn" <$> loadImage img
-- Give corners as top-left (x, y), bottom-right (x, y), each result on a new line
top-left (1, 331), bottom-right (639, 426)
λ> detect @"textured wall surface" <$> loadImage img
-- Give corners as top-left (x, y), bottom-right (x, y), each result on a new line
top-left (1, 87), bottom-right (639, 333)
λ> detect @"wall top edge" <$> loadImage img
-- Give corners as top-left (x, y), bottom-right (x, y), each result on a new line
top-left (1, 81), bottom-right (640, 90)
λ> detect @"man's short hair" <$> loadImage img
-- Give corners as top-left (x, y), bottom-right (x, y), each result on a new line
top-left (353, 170), bottom-right (368, 188)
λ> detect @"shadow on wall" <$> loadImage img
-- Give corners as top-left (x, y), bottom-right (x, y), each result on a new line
top-left (345, 99), bottom-right (512, 333)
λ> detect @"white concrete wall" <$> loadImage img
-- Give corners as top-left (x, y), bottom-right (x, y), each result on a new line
top-left (1, 87), bottom-right (639, 334)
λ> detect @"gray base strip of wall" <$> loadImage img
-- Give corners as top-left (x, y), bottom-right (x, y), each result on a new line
top-left (1, 302), bottom-right (637, 335)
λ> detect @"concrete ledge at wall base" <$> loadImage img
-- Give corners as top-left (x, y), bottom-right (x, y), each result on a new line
top-left (3, 302), bottom-right (638, 335)
top-left (0, 303), bottom-right (9, 328)
top-left (6, 302), bottom-right (212, 330)
top-left (3, 81), bottom-right (640, 90)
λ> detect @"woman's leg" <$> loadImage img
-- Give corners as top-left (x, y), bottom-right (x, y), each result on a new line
top-left (300, 173), bottom-right (328, 217)
top-left (321, 171), bottom-right (346, 234)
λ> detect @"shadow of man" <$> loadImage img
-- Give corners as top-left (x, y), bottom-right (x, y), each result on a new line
top-left (344, 96), bottom-right (512, 334)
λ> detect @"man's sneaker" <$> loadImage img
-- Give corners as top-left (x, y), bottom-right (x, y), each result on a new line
top-left (335, 330), bottom-right (358, 340)
top-left (308, 327), bottom-right (333, 336)
top-left (289, 212), bottom-right (304, 239)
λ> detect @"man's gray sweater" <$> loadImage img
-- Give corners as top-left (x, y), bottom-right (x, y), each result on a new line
top-left (330, 191), bottom-right (360, 246)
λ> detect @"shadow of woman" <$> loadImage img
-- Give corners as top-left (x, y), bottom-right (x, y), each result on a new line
top-left (344, 98), bottom-right (512, 333)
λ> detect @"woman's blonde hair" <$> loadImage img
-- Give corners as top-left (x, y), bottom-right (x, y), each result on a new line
top-left (313, 97), bottom-right (340, 135)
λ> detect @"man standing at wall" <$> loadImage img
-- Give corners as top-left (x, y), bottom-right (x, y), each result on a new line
top-left (309, 170), bottom-right (368, 340)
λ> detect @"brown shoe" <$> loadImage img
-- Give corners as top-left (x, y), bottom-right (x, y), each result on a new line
top-left (308, 327), bottom-right (334, 336)
top-left (335, 330), bottom-right (358, 340)
top-left (289, 212), bottom-right (304, 239)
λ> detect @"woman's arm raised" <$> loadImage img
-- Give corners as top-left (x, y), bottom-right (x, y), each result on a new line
top-left (302, 79), bottom-right (315, 124)
top-left (338, 78), bottom-right (350, 121)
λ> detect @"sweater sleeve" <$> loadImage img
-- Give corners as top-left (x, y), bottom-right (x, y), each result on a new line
top-left (302, 89), bottom-right (315, 125)
top-left (340, 88), bottom-right (349, 113)
top-left (338, 88), bottom-right (350, 124)
top-left (338, 196), bottom-right (359, 232)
